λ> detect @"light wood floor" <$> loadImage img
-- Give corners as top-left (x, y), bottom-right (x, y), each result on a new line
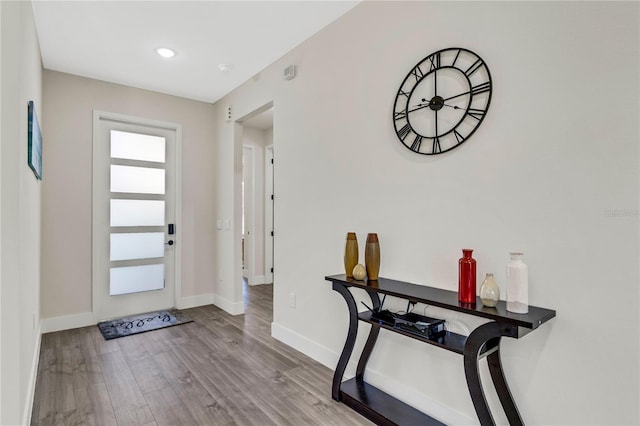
top-left (31, 283), bottom-right (372, 426)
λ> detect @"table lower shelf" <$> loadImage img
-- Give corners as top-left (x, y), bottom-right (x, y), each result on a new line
top-left (358, 311), bottom-right (497, 356)
top-left (339, 378), bottom-right (445, 426)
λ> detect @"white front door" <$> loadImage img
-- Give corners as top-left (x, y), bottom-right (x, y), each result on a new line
top-left (92, 111), bottom-right (181, 321)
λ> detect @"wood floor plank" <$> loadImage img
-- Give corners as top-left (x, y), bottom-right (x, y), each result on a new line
top-left (170, 341), bottom-right (278, 426)
top-left (32, 282), bottom-right (372, 426)
top-left (99, 350), bottom-right (155, 425)
top-left (152, 350), bottom-right (236, 425)
top-left (73, 382), bottom-right (118, 426)
top-left (142, 386), bottom-right (199, 426)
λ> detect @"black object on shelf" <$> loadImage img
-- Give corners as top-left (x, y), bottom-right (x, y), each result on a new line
top-left (326, 274), bottom-right (556, 426)
top-left (371, 309), bottom-right (396, 326)
top-left (394, 312), bottom-right (445, 340)
top-left (361, 300), bottom-right (397, 326)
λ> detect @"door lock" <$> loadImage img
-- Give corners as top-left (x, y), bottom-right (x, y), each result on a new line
top-left (165, 240), bottom-right (174, 246)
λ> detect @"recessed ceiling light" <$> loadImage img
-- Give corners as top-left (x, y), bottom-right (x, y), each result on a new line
top-left (156, 47), bottom-right (176, 58)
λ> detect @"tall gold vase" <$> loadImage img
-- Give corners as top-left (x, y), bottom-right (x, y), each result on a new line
top-left (344, 232), bottom-right (358, 278)
top-left (364, 233), bottom-right (380, 281)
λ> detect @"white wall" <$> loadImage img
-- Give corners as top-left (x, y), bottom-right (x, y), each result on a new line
top-left (0, 1), bottom-right (43, 424)
top-left (41, 71), bottom-right (217, 327)
top-left (213, 2), bottom-right (639, 424)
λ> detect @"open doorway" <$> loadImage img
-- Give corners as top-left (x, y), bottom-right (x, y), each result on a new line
top-left (238, 103), bottom-right (274, 309)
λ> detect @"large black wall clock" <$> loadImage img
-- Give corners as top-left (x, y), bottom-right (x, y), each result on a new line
top-left (393, 47), bottom-right (492, 155)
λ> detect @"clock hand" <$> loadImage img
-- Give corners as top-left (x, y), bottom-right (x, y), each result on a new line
top-left (442, 104), bottom-right (464, 110)
top-left (408, 97), bottom-right (446, 114)
top-left (407, 103), bottom-right (431, 114)
top-left (443, 91), bottom-right (470, 102)
top-left (433, 68), bottom-right (438, 98)
top-left (443, 83), bottom-right (490, 103)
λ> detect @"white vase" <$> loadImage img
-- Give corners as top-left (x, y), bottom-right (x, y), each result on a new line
top-left (506, 252), bottom-right (528, 314)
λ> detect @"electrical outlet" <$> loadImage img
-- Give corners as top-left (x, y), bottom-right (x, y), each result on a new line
top-left (289, 292), bottom-right (296, 308)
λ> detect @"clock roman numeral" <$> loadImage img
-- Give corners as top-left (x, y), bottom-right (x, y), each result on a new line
top-left (432, 137), bottom-right (441, 154)
top-left (410, 135), bottom-right (423, 152)
top-left (394, 110), bottom-right (407, 121)
top-left (471, 81), bottom-right (491, 96)
top-left (465, 59), bottom-right (484, 77)
top-left (454, 129), bottom-right (465, 144)
top-left (468, 108), bottom-right (486, 120)
top-left (397, 123), bottom-right (412, 140)
top-left (411, 66), bottom-right (424, 82)
top-left (452, 49), bottom-right (462, 67)
top-left (398, 89), bottom-right (410, 98)
top-left (429, 52), bottom-right (441, 70)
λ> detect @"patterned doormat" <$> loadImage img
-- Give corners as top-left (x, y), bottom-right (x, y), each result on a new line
top-left (97, 310), bottom-right (192, 340)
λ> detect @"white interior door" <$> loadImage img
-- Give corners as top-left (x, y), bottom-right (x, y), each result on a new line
top-left (93, 111), bottom-right (181, 321)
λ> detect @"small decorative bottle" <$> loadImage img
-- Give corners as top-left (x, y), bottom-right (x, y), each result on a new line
top-left (364, 233), bottom-right (380, 281)
top-left (506, 252), bottom-right (529, 314)
top-left (458, 249), bottom-right (476, 304)
top-left (344, 233), bottom-right (358, 278)
top-left (480, 273), bottom-right (500, 307)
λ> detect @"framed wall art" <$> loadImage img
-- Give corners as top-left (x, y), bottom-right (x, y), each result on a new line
top-left (27, 100), bottom-right (42, 180)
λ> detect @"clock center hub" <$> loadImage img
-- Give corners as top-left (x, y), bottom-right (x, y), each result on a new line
top-left (427, 96), bottom-right (444, 111)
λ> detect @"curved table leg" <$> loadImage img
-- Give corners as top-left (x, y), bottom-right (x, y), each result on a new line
top-left (464, 322), bottom-right (522, 426)
top-left (331, 282), bottom-right (359, 401)
top-left (488, 348), bottom-right (523, 426)
top-left (356, 291), bottom-right (381, 380)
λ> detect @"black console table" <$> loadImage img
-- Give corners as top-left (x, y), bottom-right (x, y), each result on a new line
top-left (326, 274), bottom-right (556, 426)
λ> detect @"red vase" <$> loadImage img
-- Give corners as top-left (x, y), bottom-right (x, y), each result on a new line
top-left (458, 249), bottom-right (477, 304)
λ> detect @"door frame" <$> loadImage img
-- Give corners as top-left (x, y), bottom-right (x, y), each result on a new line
top-left (264, 144), bottom-right (274, 284)
top-left (242, 144), bottom-right (256, 284)
top-left (92, 110), bottom-right (183, 321)
top-left (234, 102), bottom-right (273, 310)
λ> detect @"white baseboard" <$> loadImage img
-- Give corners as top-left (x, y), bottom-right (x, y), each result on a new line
top-left (248, 275), bottom-right (266, 286)
top-left (42, 294), bottom-right (217, 333)
top-left (213, 293), bottom-right (244, 315)
top-left (41, 312), bottom-right (95, 333)
top-left (271, 321), bottom-right (343, 371)
top-left (23, 323), bottom-right (42, 426)
top-left (177, 293), bottom-right (214, 310)
top-left (270, 321), bottom-right (473, 425)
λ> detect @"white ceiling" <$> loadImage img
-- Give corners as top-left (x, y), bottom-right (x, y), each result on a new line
top-left (31, 1), bottom-right (359, 104)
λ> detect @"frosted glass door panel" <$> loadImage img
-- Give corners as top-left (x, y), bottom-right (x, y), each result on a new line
top-left (111, 130), bottom-right (165, 163)
top-left (110, 200), bottom-right (165, 227)
top-left (94, 113), bottom-right (177, 319)
top-left (110, 232), bottom-right (165, 261)
top-left (111, 165), bottom-right (165, 194)
top-left (110, 264), bottom-right (164, 296)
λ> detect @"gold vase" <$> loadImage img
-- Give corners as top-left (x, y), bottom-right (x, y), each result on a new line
top-left (344, 232), bottom-right (358, 278)
top-left (364, 233), bottom-right (380, 281)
